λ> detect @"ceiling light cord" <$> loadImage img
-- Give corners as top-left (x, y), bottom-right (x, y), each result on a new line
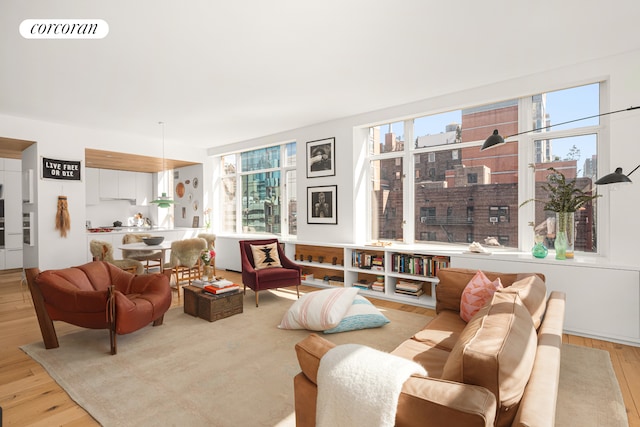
top-left (151, 121), bottom-right (175, 207)
top-left (159, 121), bottom-right (166, 173)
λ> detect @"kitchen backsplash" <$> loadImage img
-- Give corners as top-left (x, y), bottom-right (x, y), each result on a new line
top-left (86, 200), bottom-right (153, 228)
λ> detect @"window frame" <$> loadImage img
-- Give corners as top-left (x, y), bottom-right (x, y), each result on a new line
top-left (365, 81), bottom-right (607, 256)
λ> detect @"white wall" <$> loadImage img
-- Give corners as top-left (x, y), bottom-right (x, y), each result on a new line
top-left (211, 49), bottom-right (640, 268)
top-left (173, 164), bottom-right (204, 228)
top-left (0, 114), bottom-right (205, 271)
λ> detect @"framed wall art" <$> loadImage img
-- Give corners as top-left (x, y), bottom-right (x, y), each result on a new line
top-left (307, 185), bottom-right (337, 224)
top-left (306, 137), bottom-right (335, 178)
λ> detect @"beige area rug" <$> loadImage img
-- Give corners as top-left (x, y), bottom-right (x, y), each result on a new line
top-left (556, 343), bottom-right (628, 427)
top-left (20, 289), bottom-right (429, 427)
top-left (21, 289), bottom-right (628, 427)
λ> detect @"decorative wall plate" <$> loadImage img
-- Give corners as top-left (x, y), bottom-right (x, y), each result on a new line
top-left (176, 182), bottom-right (185, 198)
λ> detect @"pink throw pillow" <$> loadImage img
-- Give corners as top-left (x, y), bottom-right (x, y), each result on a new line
top-left (459, 270), bottom-right (503, 322)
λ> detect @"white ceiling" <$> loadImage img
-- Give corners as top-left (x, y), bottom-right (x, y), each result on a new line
top-left (2, 0), bottom-right (640, 150)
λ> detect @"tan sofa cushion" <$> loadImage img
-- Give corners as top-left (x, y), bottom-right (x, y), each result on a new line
top-left (441, 292), bottom-right (537, 427)
top-left (411, 310), bottom-right (468, 351)
top-left (390, 339), bottom-right (451, 378)
top-left (497, 274), bottom-right (547, 329)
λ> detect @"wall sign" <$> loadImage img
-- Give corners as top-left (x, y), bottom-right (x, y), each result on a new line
top-left (42, 157), bottom-right (82, 181)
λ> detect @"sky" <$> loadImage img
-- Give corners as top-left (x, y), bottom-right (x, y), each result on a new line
top-left (379, 83), bottom-right (600, 176)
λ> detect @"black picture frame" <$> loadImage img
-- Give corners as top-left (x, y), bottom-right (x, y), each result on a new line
top-left (306, 137), bottom-right (335, 178)
top-left (307, 185), bottom-right (337, 224)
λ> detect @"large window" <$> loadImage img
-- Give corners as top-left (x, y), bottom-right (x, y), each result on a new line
top-left (368, 82), bottom-right (601, 254)
top-left (531, 84), bottom-right (599, 253)
top-left (369, 122), bottom-right (405, 241)
top-left (220, 142), bottom-right (296, 235)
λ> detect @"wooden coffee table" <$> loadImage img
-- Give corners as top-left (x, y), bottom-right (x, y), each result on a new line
top-left (183, 285), bottom-right (243, 322)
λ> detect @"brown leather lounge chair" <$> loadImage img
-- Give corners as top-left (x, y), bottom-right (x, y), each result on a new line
top-left (25, 261), bottom-right (172, 355)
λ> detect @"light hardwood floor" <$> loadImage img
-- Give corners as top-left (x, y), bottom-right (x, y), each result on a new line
top-left (1, 268), bottom-right (638, 426)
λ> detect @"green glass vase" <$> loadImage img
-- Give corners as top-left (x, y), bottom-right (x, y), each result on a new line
top-left (532, 241), bottom-right (548, 259)
top-left (554, 211), bottom-right (575, 260)
top-left (554, 231), bottom-right (568, 260)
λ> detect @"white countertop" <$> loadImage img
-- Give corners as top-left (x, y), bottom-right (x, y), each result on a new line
top-left (87, 226), bottom-right (202, 235)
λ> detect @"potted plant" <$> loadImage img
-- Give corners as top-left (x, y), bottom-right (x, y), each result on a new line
top-left (521, 167), bottom-right (600, 259)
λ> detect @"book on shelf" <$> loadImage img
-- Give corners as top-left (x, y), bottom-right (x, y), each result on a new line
top-left (391, 253), bottom-right (450, 277)
top-left (395, 280), bottom-right (422, 292)
top-left (301, 273), bottom-right (314, 280)
top-left (371, 256), bottom-right (384, 271)
top-left (353, 280), bottom-right (372, 290)
top-left (203, 284), bottom-right (240, 295)
top-left (395, 288), bottom-right (424, 298)
top-left (325, 276), bottom-right (344, 287)
top-left (371, 281), bottom-right (385, 292)
top-left (351, 251), bottom-right (384, 270)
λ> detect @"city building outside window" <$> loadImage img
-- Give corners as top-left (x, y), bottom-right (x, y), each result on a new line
top-left (368, 82), bottom-right (601, 254)
top-left (219, 142), bottom-right (296, 236)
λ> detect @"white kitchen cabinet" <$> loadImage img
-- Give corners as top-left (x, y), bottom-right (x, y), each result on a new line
top-left (86, 168), bottom-right (100, 205)
top-left (4, 158), bottom-right (21, 171)
top-left (135, 172), bottom-right (152, 206)
top-left (99, 169), bottom-right (119, 199)
top-left (88, 168), bottom-right (153, 204)
top-left (118, 171), bottom-right (137, 200)
top-left (1, 159), bottom-right (23, 269)
top-left (4, 170), bottom-right (21, 232)
top-left (5, 247), bottom-right (23, 268)
top-left (96, 169), bottom-right (145, 201)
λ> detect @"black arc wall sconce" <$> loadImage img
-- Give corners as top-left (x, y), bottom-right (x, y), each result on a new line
top-left (481, 105), bottom-right (639, 185)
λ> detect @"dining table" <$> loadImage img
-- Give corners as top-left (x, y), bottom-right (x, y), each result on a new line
top-left (118, 241), bottom-right (173, 272)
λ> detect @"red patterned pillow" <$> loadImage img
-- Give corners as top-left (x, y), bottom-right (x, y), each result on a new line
top-left (460, 270), bottom-right (503, 322)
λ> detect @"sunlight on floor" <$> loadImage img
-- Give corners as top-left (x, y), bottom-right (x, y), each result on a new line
top-left (269, 288), bottom-right (309, 301)
top-left (273, 412), bottom-right (296, 426)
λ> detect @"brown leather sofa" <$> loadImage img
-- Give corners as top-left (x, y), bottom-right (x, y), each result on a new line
top-left (26, 261), bottom-right (172, 354)
top-left (294, 268), bottom-right (566, 427)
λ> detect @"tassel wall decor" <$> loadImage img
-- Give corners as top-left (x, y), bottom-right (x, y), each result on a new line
top-left (55, 195), bottom-right (71, 238)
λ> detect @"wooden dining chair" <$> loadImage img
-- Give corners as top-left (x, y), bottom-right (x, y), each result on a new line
top-left (164, 238), bottom-right (208, 300)
top-left (89, 240), bottom-right (144, 274)
top-left (121, 233), bottom-right (163, 273)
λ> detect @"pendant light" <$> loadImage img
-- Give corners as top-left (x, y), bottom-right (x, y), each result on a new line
top-left (151, 121), bottom-right (175, 208)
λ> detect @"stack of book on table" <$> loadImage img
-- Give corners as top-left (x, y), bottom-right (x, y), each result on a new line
top-left (394, 280), bottom-right (424, 298)
top-left (194, 278), bottom-right (240, 296)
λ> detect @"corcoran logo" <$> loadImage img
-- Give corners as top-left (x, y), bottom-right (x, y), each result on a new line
top-left (20, 19), bottom-right (109, 39)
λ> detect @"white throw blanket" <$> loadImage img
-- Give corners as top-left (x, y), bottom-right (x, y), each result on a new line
top-left (316, 343), bottom-right (427, 427)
